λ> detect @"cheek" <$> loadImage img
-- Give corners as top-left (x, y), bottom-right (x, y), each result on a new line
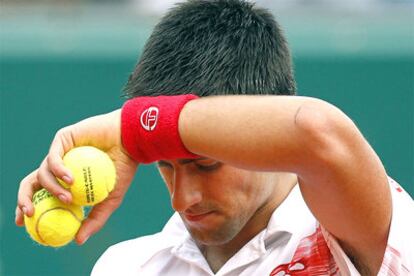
top-left (158, 165), bottom-right (266, 216)
top-left (208, 170), bottom-right (260, 213)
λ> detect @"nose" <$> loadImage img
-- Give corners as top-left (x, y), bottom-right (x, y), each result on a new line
top-left (170, 170), bottom-right (202, 212)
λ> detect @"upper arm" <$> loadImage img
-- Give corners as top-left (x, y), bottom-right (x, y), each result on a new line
top-left (179, 95), bottom-right (392, 273)
top-left (294, 101), bottom-right (392, 274)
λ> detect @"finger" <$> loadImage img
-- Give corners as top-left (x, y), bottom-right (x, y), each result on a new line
top-left (47, 153), bottom-right (73, 185)
top-left (48, 128), bottom-right (75, 184)
top-left (37, 159), bottom-right (72, 204)
top-left (15, 206), bottom-right (24, 226)
top-left (17, 170), bottom-right (41, 218)
top-left (75, 199), bottom-right (120, 245)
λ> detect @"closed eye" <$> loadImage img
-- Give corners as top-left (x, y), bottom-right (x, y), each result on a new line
top-left (157, 159), bottom-right (221, 172)
top-left (157, 160), bottom-right (173, 168)
top-left (194, 161), bottom-right (222, 172)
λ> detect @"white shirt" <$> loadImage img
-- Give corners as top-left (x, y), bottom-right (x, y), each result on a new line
top-left (92, 177), bottom-right (414, 275)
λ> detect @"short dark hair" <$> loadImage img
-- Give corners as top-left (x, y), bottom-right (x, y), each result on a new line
top-left (123, 0), bottom-right (296, 98)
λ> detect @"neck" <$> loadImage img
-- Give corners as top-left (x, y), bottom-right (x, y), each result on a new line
top-left (198, 173), bottom-right (297, 273)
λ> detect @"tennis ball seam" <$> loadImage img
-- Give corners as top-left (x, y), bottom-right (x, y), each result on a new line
top-left (35, 207), bottom-right (82, 245)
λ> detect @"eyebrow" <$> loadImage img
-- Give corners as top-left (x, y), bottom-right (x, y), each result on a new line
top-left (158, 157), bottom-right (208, 166)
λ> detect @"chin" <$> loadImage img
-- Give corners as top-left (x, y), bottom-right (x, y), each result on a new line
top-left (187, 226), bottom-right (238, 246)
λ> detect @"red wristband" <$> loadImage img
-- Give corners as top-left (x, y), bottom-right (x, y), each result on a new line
top-left (121, 94), bottom-right (199, 163)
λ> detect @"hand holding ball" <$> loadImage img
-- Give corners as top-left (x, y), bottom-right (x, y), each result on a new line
top-left (24, 189), bottom-right (84, 247)
top-left (24, 146), bottom-right (116, 247)
top-left (59, 146), bottom-right (116, 206)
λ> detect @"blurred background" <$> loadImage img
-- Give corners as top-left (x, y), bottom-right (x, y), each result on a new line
top-left (1, 0), bottom-right (413, 275)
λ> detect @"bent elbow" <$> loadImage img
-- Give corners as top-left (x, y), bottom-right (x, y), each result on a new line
top-left (294, 99), bottom-right (357, 166)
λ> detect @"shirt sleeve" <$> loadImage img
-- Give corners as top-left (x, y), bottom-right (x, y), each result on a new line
top-left (91, 244), bottom-right (140, 276)
top-left (321, 177), bottom-right (414, 276)
top-left (91, 232), bottom-right (165, 276)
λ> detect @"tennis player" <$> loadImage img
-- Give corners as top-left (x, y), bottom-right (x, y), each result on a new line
top-left (16, 1), bottom-right (414, 275)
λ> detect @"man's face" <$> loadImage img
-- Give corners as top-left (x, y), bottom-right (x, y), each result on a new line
top-left (157, 158), bottom-right (278, 246)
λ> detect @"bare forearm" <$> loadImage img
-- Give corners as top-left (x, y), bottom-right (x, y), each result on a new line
top-left (178, 95), bottom-right (324, 173)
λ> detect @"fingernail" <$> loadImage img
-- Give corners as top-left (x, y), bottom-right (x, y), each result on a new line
top-left (62, 175), bottom-right (72, 184)
top-left (22, 206), bottom-right (28, 215)
top-left (82, 235), bottom-right (90, 244)
top-left (58, 194), bottom-right (68, 203)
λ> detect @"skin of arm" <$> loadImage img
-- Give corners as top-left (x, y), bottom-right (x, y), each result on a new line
top-left (178, 95), bottom-right (392, 275)
top-left (16, 95), bottom-right (391, 274)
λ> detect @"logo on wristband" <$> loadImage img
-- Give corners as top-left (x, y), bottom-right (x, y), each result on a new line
top-left (140, 107), bottom-right (159, 131)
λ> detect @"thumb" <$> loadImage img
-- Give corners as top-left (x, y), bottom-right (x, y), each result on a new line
top-left (75, 199), bottom-right (121, 245)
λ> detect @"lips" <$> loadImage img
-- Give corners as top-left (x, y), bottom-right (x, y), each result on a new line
top-left (184, 211), bottom-right (214, 222)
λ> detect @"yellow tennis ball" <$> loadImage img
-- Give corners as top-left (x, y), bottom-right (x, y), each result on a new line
top-left (24, 189), bottom-right (84, 247)
top-left (59, 146), bottom-right (116, 206)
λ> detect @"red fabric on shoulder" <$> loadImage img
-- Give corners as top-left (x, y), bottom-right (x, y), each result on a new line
top-left (121, 94), bottom-right (199, 163)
